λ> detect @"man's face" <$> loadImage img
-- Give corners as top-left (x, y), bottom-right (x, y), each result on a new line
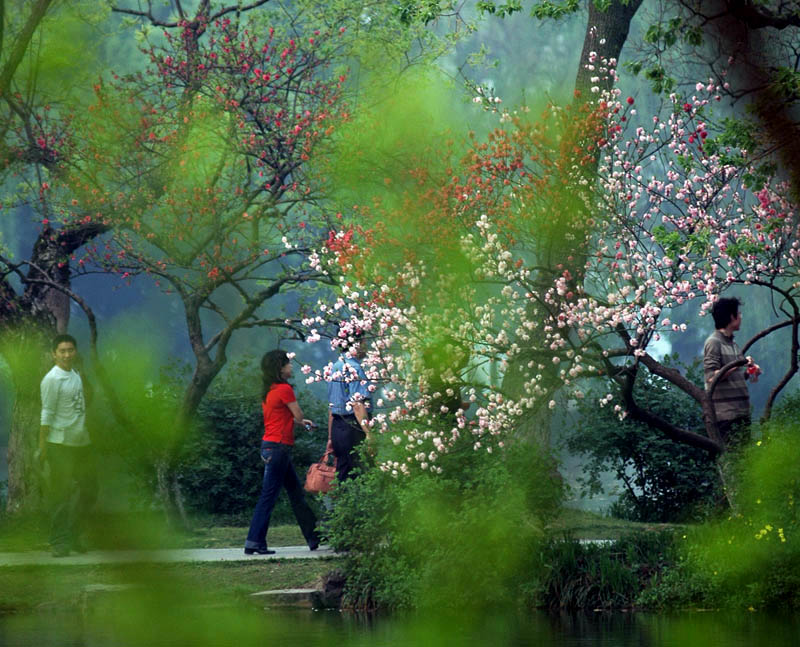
top-left (53, 342), bottom-right (77, 371)
top-left (730, 310), bottom-right (742, 331)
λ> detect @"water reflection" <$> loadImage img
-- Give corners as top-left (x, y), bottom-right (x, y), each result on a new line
top-left (1, 607), bottom-right (798, 646)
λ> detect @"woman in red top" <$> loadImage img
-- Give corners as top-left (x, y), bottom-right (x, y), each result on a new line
top-left (244, 350), bottom-right (320, 555)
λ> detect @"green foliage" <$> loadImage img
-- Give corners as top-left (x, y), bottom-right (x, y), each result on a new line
top-left (535, 531), bottom-right (678, 609)
top-left (176, 363), bottom-right (330, 521)
top-left (643, 396), bottom-right (800, 610)
top-left (568, 356), bottom-right (719, 523)
top-left (774, 67), bottom-right (800, 101)
top-left (643, 64), bottom-right (676, 95)
top-left (325, 441), bottom-right (563, 610)
top-left (394, 0), bottom-right (452, 25)
top-left (635, 560), bottom-right (716, 609)
top-left (529, 1), bottom-right (581, 20)
top-left (477, 0), bottom-right (524, 18)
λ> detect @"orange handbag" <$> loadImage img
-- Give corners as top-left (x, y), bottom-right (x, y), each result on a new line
top-left (305, 448), bottom-right (337, 494)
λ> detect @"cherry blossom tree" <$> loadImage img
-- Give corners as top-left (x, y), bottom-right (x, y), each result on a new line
top-left (299, 71), bottom-right (800, 482)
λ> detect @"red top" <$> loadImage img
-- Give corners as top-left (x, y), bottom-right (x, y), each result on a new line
top-left (261, 382), bottom-right (296, 445)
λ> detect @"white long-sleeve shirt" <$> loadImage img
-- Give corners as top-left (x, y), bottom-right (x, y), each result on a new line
top-left (40, 365), bottom-right (90, 446)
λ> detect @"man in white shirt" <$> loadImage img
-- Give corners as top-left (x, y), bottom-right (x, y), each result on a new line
top-left (40, 334), bottom-right (95, 557)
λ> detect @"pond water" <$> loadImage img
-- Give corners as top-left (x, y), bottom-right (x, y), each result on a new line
top-left (1, 606), bottom-right (798, 647)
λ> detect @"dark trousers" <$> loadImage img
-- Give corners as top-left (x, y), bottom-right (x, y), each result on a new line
top-left (245, 442), bottom-right (318, 550)
top-left (719, 415), bottom-right (751, 450)
top-left (331, 416), bottom-right (366, 482)
top-left (46, 443), bottom-right (97, 550)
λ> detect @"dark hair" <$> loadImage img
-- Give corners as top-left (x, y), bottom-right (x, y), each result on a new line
top-left (261, 349), bottom-right (289, 399)
top-left (51, 333), bottom-right (78, 351)
top-left (711, 297), bottom-right (741, 329)
top-left (334, 322), bottom-right (364, 353)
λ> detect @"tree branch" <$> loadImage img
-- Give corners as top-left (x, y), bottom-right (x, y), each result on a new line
top-left (0, 0), bottom-right (53, 97)
top-left (619, 360), bottom-right (723, 455)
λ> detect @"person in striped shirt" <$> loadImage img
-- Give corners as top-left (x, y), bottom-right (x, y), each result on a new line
top-left (703, 297), bottom-right (761, 449)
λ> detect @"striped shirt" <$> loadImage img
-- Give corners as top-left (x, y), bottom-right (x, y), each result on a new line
top-left (703, 330), bottom-right (750, 421)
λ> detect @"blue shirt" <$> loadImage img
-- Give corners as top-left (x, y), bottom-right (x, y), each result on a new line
top-left (327, 357), bottom-right (372, 416)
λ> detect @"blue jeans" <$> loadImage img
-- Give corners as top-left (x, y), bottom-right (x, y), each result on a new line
top-left (245, 442), bottom-right (318, 550)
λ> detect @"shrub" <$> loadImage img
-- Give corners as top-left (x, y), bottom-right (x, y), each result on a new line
top-left (325, 440), bottom-right (564, 610)
top-left (639, 394), bottom-right (800, 610)
top-left (536, 531), bottom-right (678, 609)
top-left (568, 356), bottom-right (719, 522)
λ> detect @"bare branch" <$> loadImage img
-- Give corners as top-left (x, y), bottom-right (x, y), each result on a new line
top-left (210, 0), bottom-right (273, 21)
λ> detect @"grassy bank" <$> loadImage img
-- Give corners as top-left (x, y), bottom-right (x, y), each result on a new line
top-left (0, 510), bottom-right (679, 614)
top-left (0, 519), bottom-right (340, 614)
top-left (546, 508), bottom-right (684, 540)
top-left (0, 558), bottom-right (342, 614)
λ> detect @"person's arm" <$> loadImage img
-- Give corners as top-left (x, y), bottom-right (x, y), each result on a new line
top-left (351, 401), bottom-right (371, 439)
top-left (38, 426), bottom-right (50, 461)
top-left (39, 375), bottom-right (58, 460)
top-left (327, 410), bottom-right (333, 451)
top-left (286, 401), bottom-right (314, 429)
top-left (703, 339), bottom-right (729, 387)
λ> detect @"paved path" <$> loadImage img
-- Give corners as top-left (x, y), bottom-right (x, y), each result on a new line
top-left (0, 545), bottom-right (340, 567)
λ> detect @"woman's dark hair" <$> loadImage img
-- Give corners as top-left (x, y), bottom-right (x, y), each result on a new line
top-left (261, 349), bottom-right (289, 400)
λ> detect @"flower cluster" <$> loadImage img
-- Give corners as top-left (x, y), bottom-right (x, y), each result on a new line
top-left (299, 71), bottom-right (800, 474)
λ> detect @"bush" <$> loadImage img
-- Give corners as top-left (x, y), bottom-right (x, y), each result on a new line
top-left (536, 531), bottom-right (678, 609)
top-left (639, 395), bottom-right (800, 610)
top-left (568, 356), bottom-right (719, 522)
top-left (177, 386), bottom-right (329, 522)
top-left (324, 440), bottom-right (564, 610)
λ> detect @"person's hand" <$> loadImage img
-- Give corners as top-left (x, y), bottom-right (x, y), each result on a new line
top-left (35, 444), bottom-right (47, 465)
top-left (746, 356), bottom-right (762, 382)
top-left (365, 433), bottom-right (377, 457)
top-left (302, 419), bottom-right (316, 430)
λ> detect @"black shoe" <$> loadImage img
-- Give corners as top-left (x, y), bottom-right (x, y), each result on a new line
top-left (244, 547), bottom-right (275, 555)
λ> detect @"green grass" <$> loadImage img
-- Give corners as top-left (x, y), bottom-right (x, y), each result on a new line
top-left (0, 508), bottom-right (683, 553)
top-left (0, 515), bottom-right (340, 613)
top-left (177, 523), bottom-right (308, 548)
top-left (0, 559), bottom-right (343, 614)
top-left (546, 508), bottom-right (685, 540)
top-left (0, 513), bottom-right (311, 552)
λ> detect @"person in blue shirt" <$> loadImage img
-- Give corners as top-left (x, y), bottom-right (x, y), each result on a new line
top-left (327, 331), bottom-right (373, 481)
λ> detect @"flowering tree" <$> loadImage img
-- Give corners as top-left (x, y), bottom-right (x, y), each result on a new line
top-left (299, 71), bottom-right (800, 480)
top-left (37, 11), bottom-right (351, 519)
top-left (0, 0), bottom-right (120, 512)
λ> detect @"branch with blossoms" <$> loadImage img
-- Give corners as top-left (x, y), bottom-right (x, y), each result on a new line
top-left (296, 69), bottom-right (800, 475)
top-left (34, 17), bottom-right (350, 432)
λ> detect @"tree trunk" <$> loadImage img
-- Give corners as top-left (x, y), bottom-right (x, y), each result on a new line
top-left (574, 0), bottom-right (644, 99)
top-left (505, 1), bottom-right (646, 447)
top-left (3, 326), bottom-right (51, 513)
